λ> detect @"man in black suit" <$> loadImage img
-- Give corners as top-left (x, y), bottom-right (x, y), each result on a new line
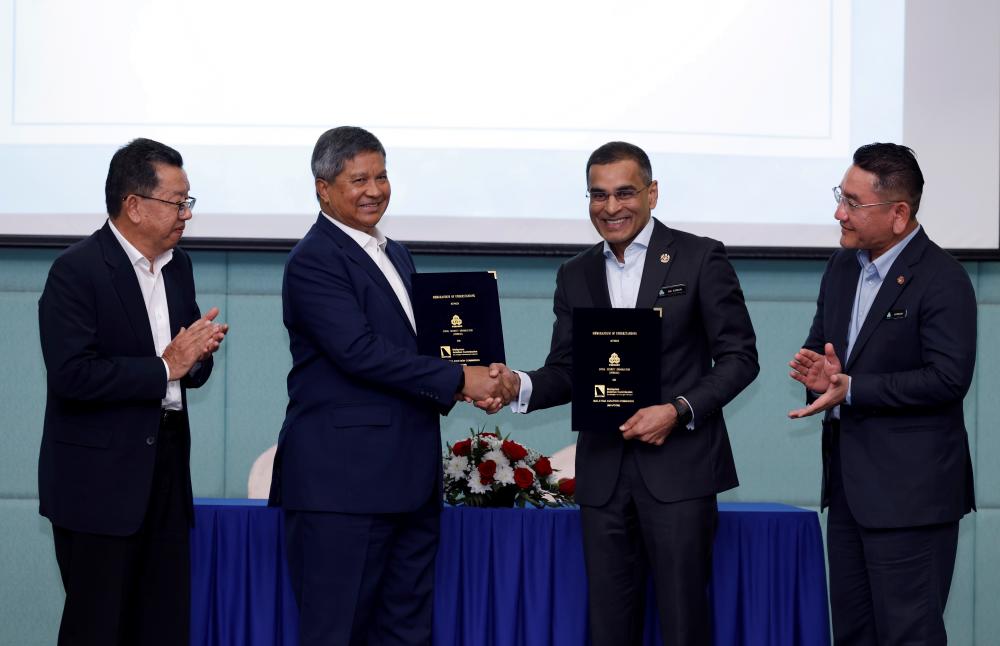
top-left (489, 141), bottom-right (759, 645)
top-left (789, 143), bottom-right (976, 645)
top-left (38, 138), bottom-right (227, 646)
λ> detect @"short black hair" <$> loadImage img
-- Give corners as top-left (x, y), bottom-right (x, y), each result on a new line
top-left (853, 142), bottom-right (924, 216)
top-left (586, 141), bottom-right (653, 186)
top-left (312, 126), bottom-right (386, 183)
top-left (105, 138), bottom-right (183, 219)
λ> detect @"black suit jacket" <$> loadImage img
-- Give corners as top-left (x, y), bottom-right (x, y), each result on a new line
top-left (528, 219), bottom-right (759, 506)
top-left (38, 222), bottom-right (211, 536)
top-left (804, 227), bottom-right (976, 528)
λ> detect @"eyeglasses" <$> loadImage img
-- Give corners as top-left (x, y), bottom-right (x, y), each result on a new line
top-left (130, 194), bottom-right (197, 215)
top-left (587, 183), bottom-right (652, 204)
top-left (832, 186), bottom-right (898, 211)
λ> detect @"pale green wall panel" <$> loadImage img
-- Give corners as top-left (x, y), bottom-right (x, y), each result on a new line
top-left (188, 250), bottom-right (229, 294)
top-left (0, 248), bottom-right (55, 291)
top-left (725, 300), bottom-right (826, 505)
top-left (1, 249), bottom-right (996, 645)
top-left (975, 510), bottom-right (1000, 645)
top-left (0, 292), bottom-right (47, 497)
top-left (186, 293), bottom-right (229, 499)
top-left (976, 305), bottom-right (1000, 507)
top-left (222, 293), bottom-right (290, 497)
top-left (225, 251), bottom-right (286, 295)
top-left (943, 515), bottom-right (977, 646)
top-left (0, 500), bottom-right (62, 646)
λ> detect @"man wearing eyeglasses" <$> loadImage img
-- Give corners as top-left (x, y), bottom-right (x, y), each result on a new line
top-left (788, 143), bottom-right (976, 644)
top-left (487, 141), bottom-right (759, 645)
top-left (38, 138), bottom-right (227, 646)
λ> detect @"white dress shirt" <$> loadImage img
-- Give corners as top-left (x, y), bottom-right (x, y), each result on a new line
top-left (322, 212), bottom-right (416, 332)
top-left (108, 219), bottom-right (181, 410)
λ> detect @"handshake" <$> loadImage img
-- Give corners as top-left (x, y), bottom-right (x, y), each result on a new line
top-left (457, 363), bottom-right (521, 414)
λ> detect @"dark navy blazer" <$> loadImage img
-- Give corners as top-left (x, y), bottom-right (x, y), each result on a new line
top-left (804, 227), bottom-right (977, 528)
top-left (269, 215), bottom-right (462, 514)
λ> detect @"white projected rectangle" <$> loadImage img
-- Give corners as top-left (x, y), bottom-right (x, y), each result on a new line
top-left (0, 0), bottom-right (996, 251)
top-left (9, 0), bottom-right (847, 156)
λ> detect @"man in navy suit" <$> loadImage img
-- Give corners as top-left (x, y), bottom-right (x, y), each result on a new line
top-left (269, 126), bottom-right (510, 645)
top-left (789, 143), bottom-right (976, 644)
top-left (38, 138), bottom-right (227, 645)
top-left (489, 141), bottom-right (759, 645)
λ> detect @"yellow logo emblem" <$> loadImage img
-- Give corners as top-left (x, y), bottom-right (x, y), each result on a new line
top-left (609, 352), bottom-right (621, 366)
top-left (594, 385), bottom-right (606, 397)
top-left (450, 315), bottom-right (463, 327)
top-left (440, 346), bottom-right (452, 358)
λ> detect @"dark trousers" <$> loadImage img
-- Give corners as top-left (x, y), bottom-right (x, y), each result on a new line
top-left (827, 426), bottom-right (959, 646)
top-left (53, 412), bottom-right (192, 646)
top-left (580, 445), bottom-right (718, 646)
top-left (284, 491), bottom-right (441, 646)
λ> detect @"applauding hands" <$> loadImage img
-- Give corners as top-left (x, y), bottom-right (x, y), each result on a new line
top-left (787, 342), bottom-right (849, 418)
top-left (161, 306), bottom-right (229, 380)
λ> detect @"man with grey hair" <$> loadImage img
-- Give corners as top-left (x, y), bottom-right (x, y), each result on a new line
top-left (269, 126), bottom-right (511, 644)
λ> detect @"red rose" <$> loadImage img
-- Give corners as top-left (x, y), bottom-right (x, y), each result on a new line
top-left (478, 460), bottom-right (497, 484)
top-left (558, 478), bottom-right (576, 496)
top-left (501, 440), bottom-right (528, 462)
top-left (451, 439), bottom-right (472, 457)
top-left (532, 456), bottom-right (553, 477)
top-left (514, 467), bottom-right (534, 489)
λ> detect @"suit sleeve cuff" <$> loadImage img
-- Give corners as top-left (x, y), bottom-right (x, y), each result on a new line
top-left (510, 370), bottom-right (532, 413)
top-left (677, 396), bottom-right (696, 430)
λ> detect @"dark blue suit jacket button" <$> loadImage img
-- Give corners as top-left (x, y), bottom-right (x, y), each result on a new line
top-left (146, 436), bottom-right (156, 446)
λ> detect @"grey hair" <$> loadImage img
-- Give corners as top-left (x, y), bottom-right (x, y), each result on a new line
top-left (311, 126), bottom-right (386, 186)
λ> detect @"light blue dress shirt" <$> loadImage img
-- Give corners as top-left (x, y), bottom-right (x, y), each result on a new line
top-left (838, 225), bottom-right (922, 410)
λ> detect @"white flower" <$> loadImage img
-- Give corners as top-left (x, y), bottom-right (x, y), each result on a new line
top-left (483, 449), bottom-right (506, 465)
top-left (468, 471), bottom-right (489, 494)
top-left (495, 462), bottom-right (514, 486)
top-left (444, 455), bottom-right (469, 481)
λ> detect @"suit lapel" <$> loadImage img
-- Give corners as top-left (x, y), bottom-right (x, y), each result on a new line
top-left (99, 223), bottom-right (156, 354)
top-left (583, 245), bottom-right (612, 308)
top-left (384, 240), bottom-right (413, 295)
top-left (829, 255), bottom-right (860, 363)
top-left (845, 230), bottom-right (926, 370)
top-left (316, 215), bottom-right (414, 330)
top-left (635, 220), bottom-right (675, 309)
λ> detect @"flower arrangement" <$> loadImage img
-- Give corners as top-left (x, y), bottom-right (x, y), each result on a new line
top-left (443, 427), bottom-right (576, 508)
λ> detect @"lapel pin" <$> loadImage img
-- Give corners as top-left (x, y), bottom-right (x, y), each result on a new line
top-left (896, 275), bottom-right (905, 285)
top-left (660, 253), bottom-right (670, 264)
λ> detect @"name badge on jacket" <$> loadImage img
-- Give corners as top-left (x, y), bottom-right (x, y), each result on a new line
top-left (885, 309), bottom-right (907, 320)
top-left (659, 284), bottom-right (686, 297)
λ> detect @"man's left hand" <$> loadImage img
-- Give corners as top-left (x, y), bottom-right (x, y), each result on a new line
top-left (620, 404), bottom-right (677, 446)
top-left (788, 373), bottom-right (849, 418)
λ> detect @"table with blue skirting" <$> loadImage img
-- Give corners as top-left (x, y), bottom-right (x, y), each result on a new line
top-left (190, 500), bottom-right (830, 646)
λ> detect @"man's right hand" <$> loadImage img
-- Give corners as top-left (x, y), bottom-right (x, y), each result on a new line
top-left (162, 307), bottom-right (226, 380)
top-left (789, 343), bottom-right (841, 393)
